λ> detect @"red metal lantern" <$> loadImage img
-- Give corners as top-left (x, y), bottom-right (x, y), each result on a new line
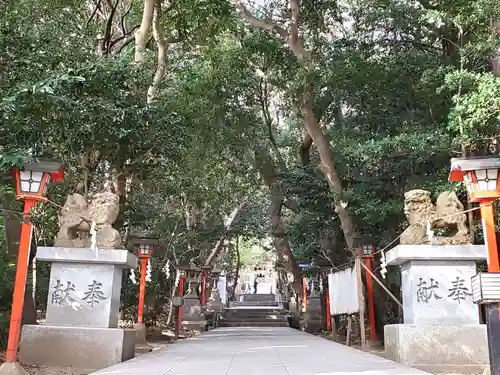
top-left (449, 157), bottom-right (500, 202)
top-left (129, 237), bottom-right (158, 258)
top-left (362, 244), bottom-right (375, 257)
top-left (128, 236), bottom-right (158, 333)
top-left (449, 156), bottom-right (500, 375)
top-left (12, 159), bottom-right (64, 201)
top-left (2, 159), bottom-right (63, 369)
top-left (138, 244), bottom-right (153, 258)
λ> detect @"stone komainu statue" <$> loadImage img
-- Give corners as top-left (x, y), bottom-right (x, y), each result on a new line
top-left (400, 189), bottom-right (470, 245)
top-left (54, 192), bottom-right (123, 249)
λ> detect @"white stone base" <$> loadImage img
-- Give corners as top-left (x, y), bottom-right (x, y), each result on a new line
top-left (19, 325), bottom-right (135, 372)
top-left (384, 324), bottom-right (489, 374)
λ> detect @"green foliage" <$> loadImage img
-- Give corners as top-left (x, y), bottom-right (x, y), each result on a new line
top-left (0, 0), bottom-right (499, 337)
top-left (0, 230), bottom-right (16, 348)
top-left (446, 72), bottom-right (500, 139)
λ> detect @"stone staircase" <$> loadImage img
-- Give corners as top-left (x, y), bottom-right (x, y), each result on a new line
top-left (220, 294), bottom-right (289, 328)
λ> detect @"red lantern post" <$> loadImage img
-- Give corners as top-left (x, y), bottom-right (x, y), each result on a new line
top-left (178, 271), bottom-right (185, 334)
top-left (0, 160), bottom-right (63, 375)
top-left (302, 276), bottom-right (308, 311)
top-left (362, 244), bottom-right (377, 342)
top-left (449, 156), bottom-right (500, 375)
top-left (201, 266), bottom-right (211, 305)
top-left (129, 237), bottom-right (158, 345)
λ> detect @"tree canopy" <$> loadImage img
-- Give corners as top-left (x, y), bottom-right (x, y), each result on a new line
top-left (1, 0), bottom-right (499, 337)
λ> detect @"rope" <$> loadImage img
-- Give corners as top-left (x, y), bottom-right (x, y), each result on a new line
top-left (43, 197), bottom-right (94, 222)
top-left (0, 207), bottom-right (23, 216)
top-left (323, 201), bottom-right (489, 274)
top-left (370, 203), bottom-right (485, 257)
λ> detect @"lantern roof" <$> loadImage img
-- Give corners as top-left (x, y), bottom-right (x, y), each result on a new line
top-left (15, 158), bottom-right (64, 182)
top-left (24, 159), bottom-right (62, 173)
top-left (449, 156), bottom-right (500, 182)
top-left (175, 260), bottom-right (200, 271)
top-left (128, 236), bottom-right (159, 246)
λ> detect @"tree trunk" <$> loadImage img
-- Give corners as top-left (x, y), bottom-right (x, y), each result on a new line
top-left (254, 145), bottom-right (302, 296)
top-left (147, 0), bottom-right (168, 103)
top-left (134, 0), bottom-right (155, 65)
top-left (268, 185), bottom-right (302, 295)
top-left (301, 81), bottom-right (358, 253)
top-left (231, 237), bottom-right (241, 301)
top-left (234, 0), bottom-right (359, 255)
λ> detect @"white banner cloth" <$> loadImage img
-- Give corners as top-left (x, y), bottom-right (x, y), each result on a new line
top-left (217, 276), bottom-right (227, 305)
top-left (328, 266), bottom-right (360, 315)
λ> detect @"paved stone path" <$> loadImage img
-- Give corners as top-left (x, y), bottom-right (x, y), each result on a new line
top-left (90, 327), bottom-right (430, 375)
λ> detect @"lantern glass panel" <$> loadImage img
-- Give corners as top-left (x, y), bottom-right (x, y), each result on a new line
top-left (20, 170), bottom-right (44, 193)
top-left (475, 169), bottom-right (498, 192)
top-left (139, 244), bottom-right (150, 255)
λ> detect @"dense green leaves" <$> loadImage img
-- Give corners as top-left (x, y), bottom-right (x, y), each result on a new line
top-left (0, 0), bottom-right (499, 333)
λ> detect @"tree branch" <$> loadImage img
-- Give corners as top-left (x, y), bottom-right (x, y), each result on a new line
top-left (111, 25), bottom-right (140, 54)
top-left (258, 78), bottom-right (285, 169)
top-left (147, 0), bottom-right (169, 103)
top-left (232, 0), bottom-right (288, 39)
top-left (287, 0), bottom-right (310, 62)
top-left (86, 0), bottom-right (103, 28)
top-left (203, 198), bottom-right (248, 266)
top-left (135, 0), bottom-right (156, 65)
top-left (120, 0), bottom-right (134, 36)
top-left (101, 0), bottom-right (120, 55)
top-left (299, 130), bottom-right (313, 166)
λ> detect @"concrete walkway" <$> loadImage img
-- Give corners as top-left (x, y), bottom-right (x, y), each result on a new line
top-left (90, 327), bottom-right (430, 375)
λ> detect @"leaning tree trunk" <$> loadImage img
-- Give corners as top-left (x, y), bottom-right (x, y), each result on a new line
top-left (230, 237), bottom-right (241, 301)
top-left (254, 145), bottom-right (302, 296)
top-left (234, 0), bottom-right (359, 255)
top-left (301, 82), bottom-right (358, 253)
top-left (268, 185), bottom-right (303, 295)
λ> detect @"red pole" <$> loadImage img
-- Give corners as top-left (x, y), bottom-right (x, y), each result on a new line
top-left (363, 256), bottom-right (377, 341)
top-left (302, 277), bottom-right (307, 311)
top-left (5, 199), bottom-right (35, 363)
top-left (201, 271), bottom-right (206, 305)
top-left (480, 202), bottom-right (500, 272)
top-left (177, 274), bottom-right (184, 333)
top-left (326, 291), bottom-right (331, 330)
top-left (137, 257), bottom-right (147, 324)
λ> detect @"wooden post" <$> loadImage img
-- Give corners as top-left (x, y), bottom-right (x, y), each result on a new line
top-left (355, 257), bottom-right (366, 349)
top-left (346, 315), bottom-right (352, 346)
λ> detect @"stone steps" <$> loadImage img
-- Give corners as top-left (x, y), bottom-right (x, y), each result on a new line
top-left (221, 306), bottom-right (289, 328)
top-left (231, 300), bottom-right (280, 307)
top-left (239, 294), bottom-right (276, 302)
top-left (222, 315), bottom-right (288, 322)
top-left (219, 321), bottom-right (290, 327)
top-left (224, 310), bottom-right (288, 318)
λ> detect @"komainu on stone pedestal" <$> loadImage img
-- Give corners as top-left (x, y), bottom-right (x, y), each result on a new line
top-left (400, 189), bottom-right (470, 245)
top-left (54, 192), bottom-right (122, 249)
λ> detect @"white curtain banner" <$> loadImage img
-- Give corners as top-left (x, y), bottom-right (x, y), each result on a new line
top-left (217, 276), bottom-right (227, 305)
top-left (328, 266), bottom-right (360, 315)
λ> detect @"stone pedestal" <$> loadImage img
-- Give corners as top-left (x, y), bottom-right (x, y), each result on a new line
top-left (303, 294), bottom-right (323, 333)
top-left (133, 323), bottom-right (147, 345)
top-left (182, 291), bottom-right (207, 331)
top-left (384, 244), bottom-right (489, 374)
top-left (19, 247), bottom-right (137, 372)
top-left (207, 288), bottom-right (223, 312)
